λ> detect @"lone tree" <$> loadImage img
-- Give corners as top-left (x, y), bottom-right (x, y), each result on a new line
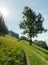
top-left (19, 6), bottom-right (47, 45)
top-left (0, 12), bottom-right (8, 35)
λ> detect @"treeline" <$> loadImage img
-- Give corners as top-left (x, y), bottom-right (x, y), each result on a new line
top-left (9, 30), bottom-right (48, 50)
top-left (9, 30), bottom-right (28, 41)
top-left (0, 13), bottom-right (8, 35)
top-left (34, 40), bottom-right (48, 50)
top-left (9, 31), bottom-right (19, 39)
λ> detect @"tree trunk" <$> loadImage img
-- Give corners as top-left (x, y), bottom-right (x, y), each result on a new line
top-left (29, 37), bottom-right (32, 45)
top-left (29, 29), bottom-right (32, 45)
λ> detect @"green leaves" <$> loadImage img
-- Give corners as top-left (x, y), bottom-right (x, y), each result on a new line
top-left (0, 12), bottom-right (8, 35)
top-left (19, 6), bottom-right (47, 45)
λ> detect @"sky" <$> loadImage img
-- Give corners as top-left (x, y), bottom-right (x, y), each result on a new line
top-left (0, 0), bottom-right (48, 45)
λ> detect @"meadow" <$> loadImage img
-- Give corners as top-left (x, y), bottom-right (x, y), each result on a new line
top-left (0, 35), bottom-right (48, 65)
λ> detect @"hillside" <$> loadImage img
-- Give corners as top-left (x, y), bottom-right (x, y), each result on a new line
top-left (0, 35), bottom-right (48, 65)
top-left (20, 41), bottom-right (48, 65)
top-left (0, 35), bottom-right (27, 65)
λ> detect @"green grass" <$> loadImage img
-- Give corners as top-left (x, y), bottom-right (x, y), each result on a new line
top-left (32, 44), bottom-right (48, 54)
top-left (0, 35), bottom-right (27, 65)
top-left (31, 44), bottom-right (48, 61)
top-left (0, 35), bottom-right (48, 65)
top-left (20, 41), bottom-right (46, 65)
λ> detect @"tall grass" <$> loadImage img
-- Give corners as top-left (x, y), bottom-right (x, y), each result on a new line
top-left (0, 35), bottom-right (27, 65)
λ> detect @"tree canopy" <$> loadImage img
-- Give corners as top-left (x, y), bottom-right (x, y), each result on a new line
top-left (19, 6), bottom-right (47, 45)
top-left (0, 12), bottom-right (8, 35)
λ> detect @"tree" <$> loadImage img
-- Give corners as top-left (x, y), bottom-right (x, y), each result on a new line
top-left (34, 40), bottom-right (47, 49)
top-left (19, 6), bottom-right (47, 45)
top-left (0, 12), bottom-right (8, 35)
top-left (38, 41), bottom-right (47, 49)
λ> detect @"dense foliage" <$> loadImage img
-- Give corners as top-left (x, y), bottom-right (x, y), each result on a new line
top-left (34, 40), bottom-right (48, 50)
top-left (19, 6), bottom-right (47, 45)
top-left (0, 13), bottom-right (8, 35)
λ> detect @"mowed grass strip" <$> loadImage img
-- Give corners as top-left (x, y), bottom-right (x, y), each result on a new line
top-left (0, 35), bottom-right (27, 65)
top-left (20, 41), bottom-right (46, 65)
top-left (32, 44), bottom-right (48, 54)
top-left (32, 44), bottom-right (48, 61)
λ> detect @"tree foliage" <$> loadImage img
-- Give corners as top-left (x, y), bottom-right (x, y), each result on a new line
top-left (19, 6), bottom-right (47, 45)
top-left (0, 12), bottom-right (8, 35)
top-left (34, 40), bottom-right (47, 49)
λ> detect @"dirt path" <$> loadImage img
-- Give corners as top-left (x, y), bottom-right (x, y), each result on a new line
top-left (25, 51), bottom-right (30, 65)
top-left (20, 43), bottom-right (30, 65)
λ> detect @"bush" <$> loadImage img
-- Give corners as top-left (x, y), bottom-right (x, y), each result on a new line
top-left (20, 36), bottom-right (28, 41)
top-left (9, 31), bottom-right (19, 39)
top-left (34, 40), bottom-right (47, 49)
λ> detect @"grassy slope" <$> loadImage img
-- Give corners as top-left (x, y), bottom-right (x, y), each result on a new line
top-left (32, 44), bottom-right (48, 61)
top-left (0, 35), bottom-right (48, 65)
top-left (32, 44), bottom-right (48, 54)
top-left (0, 35), bottom-right (27, 65)
top-left (20, 40), bottom-right (47, 65)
